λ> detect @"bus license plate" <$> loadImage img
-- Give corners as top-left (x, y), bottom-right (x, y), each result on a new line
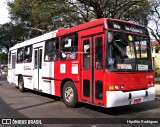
top-left (131, 98), bottom-right (143, 104)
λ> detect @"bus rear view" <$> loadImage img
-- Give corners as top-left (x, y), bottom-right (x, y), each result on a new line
top-left (105, 19), bottom-right (155, 107)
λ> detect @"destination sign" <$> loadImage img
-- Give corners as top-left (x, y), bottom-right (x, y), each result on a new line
top-left (107, 20), bottom-right (149, 35)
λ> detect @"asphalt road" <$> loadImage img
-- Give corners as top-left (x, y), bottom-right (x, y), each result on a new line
top-left (0, 75), bottom-right (160, 127)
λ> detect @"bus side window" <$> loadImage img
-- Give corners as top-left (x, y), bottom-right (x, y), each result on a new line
top-left (44, 38), bottom-right (59, 62)
top-left (17, 48), bottom-right (24, 63)
top-left (60, 33), bottom-right (78, 60)
top-left (24, 45), bottom-right (32, 63)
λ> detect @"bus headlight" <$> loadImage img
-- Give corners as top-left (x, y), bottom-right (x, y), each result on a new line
top-left (115, 85), bottom-right (119, 90)
top-left (150, 83), bottom-right (154, 87)
top-left (148, 82), bottom-right (154, 87)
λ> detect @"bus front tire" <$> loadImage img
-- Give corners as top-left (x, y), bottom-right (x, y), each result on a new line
top-left (18, 76), bottom-right (25, 92)
top-left (62, 81), bottom-right (78, 108)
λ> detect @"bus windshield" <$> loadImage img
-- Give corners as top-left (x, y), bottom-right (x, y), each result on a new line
top-left (107, 31), bottom-right (152, 71)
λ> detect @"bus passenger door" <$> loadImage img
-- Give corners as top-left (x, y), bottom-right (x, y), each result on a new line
top-left (11, 53), bottom-right (16, 84)
top-left (93, 34), bottom-right (105, 105)
top-left (81, 34), bottom-right (105, 105)
top-left (33, 47), bottom-right (43, 91)
top-left (81, 37), bottom-right (92, 102)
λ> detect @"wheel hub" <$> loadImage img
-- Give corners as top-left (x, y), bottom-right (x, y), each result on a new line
top-left (65, 87), bottom-right (74, 103)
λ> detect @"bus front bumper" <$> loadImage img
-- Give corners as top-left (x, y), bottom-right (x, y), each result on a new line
top-left (106, 87), bottom-right (155, 108)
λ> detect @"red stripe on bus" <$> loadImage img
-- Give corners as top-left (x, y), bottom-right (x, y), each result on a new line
top-left (42, 77), bottom-right (61, 81)
top-left (15, 74), bottom-right (32, 78)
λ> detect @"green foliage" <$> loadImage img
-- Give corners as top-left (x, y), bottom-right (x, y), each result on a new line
top-left (8, 0), bottom-right (34, 26)
top-left (0, 22), bottom-right (43, 50)
top-left (7, 0), bottom-right (152, 30)
top-left (7, 0), bottom-right (79, 30)
top-left (0, 23), bottom-right (29, 50)
top-left (0, 53), bottom-right (8, 64)
top-left (0, 0), bottom-right (158, 49)
top-left (75, 0), bottom-right (152, 25)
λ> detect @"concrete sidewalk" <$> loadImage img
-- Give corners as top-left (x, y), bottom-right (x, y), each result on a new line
top-left (154, 77), bottom-right (160, 95)
top-left (155, 85), bottom-right (160, 95)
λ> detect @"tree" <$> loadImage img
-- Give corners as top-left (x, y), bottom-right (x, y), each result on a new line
top-left (5, 0), bottom-right (160, 47)
top-left (7, 0), bottom-right (34, 27)
top-left (7, 0), bottom-right (78, 30)
top-left (0, 22), bottom-right (45, 50)
top-left (8, 0), bottom-right (152, 30)
top-left (0, 23), bottom-right (28, 50)
top-left (0, 53), bottom-right (8, 64)
top-left (148, 0), bottom-right (160, 43)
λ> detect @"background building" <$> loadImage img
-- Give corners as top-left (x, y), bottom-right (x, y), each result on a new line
top-left (152, 39), bottom-right (160, 76)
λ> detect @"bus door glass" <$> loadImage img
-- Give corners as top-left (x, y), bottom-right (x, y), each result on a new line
top-left (8, 51), bottom-right (11, 83)
top-left (33, 47), bottom-right (43, 90)
top-left (81, 34), bottom-right (104, 105)
top-left (11, 53), bottom-right (16, 84)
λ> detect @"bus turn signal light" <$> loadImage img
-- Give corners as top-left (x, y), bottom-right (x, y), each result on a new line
top-left (109, 85), bottom-right (120, 90)
top-left (109, 85), bottom-right (114, 91)
top-left (109, 85), bottom-right (124, 91)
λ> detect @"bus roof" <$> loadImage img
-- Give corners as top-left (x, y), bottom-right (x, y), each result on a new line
top-left (9, 18), bottom-right (146, 51)
top-left (56, 18), bottom-right (107, 37)
top-left (56, 18), bottom-right (145, 36)
top-left (9, 30), bottom-right (58, 51)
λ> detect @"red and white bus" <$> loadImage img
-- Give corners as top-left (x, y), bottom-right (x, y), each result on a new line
top-left (8, 18), bottom-right (155, 108)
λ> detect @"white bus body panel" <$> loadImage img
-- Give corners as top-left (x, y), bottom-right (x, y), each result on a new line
top-left (33, 43), bottom-right (44, 91)
top-left (7, 63), bottom-right (12, 84)
top-left (8, 30), bottom-right (58, 95)
top-left (23, 63), bottom-right (33, 89)
top-left (8, 50), bottom-right (16, 84)
top-left (42, 61), bottom-right (55, 95)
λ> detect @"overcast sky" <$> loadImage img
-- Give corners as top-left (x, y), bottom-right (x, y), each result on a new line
top-left (0, 0), bottom-right (10, 24)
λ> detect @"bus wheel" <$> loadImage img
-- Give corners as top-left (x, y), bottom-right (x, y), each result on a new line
top-left (18, 76), bottom-right (25, 92)
top-left (62, 81), bottom-right (78, 107)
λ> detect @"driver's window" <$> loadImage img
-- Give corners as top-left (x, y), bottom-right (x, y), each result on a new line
top-left (126, 42), bottom-right (135, 59)
top-left (108, 32), bottom-right (128, 59)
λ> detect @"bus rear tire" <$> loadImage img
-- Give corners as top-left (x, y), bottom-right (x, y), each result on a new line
top-left (62, 81), bottom-right (78, 108)
top-left (18, 76), bottom-right (25, 92)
